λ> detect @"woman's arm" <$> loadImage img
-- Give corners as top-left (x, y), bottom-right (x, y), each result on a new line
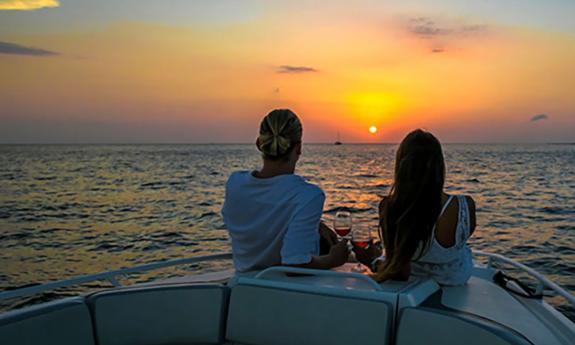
top-left (378, 196), bottom-right (388, 241)
top-left (371, 260), bottom-right (410, 282)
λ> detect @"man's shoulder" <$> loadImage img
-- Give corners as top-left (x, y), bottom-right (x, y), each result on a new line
top-left (226, 170), bottom-right (251, 183)
top-left (292, 175), bottom-right (324, 200)
top-left (230, 170), bottom-right (251, 177)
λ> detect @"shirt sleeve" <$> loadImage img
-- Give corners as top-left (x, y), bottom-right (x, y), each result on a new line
top-left (280, 192), bottom-right (324, 265)
top-left (221, 172), bottom-right (237, 220)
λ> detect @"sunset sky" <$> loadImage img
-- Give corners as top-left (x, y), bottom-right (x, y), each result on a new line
top-left (1, 0), bottom-right (574, 143)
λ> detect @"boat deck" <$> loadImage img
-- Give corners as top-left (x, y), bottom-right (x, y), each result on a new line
top-left (1, 252), bottom-right (574, 345)
top-left (145, 263), bottom-right (574, 345)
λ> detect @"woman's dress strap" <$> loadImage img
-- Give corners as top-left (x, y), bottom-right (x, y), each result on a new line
top-left (431, 195), bottom-right (455, 234)
top-left (439, 195), bottom-right (454, 219)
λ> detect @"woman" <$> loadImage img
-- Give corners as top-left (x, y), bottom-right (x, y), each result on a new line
top-left (354, 129), bottom-right (476, 285)
top-left (222, 109), bottom-right (348, 273)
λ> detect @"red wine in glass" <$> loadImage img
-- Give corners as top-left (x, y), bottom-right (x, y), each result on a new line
top-left (334, 211), bottom-right (352, 239)
top-left (353, 238), bottom-right (373, 249)
top-left (335, 227), bottom-right (351, 237)
top-left (352, 227), bottom-right (373, 272)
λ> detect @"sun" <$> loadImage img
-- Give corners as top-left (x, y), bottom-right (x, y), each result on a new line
top-left (369, 125), bottom-right (377, 134)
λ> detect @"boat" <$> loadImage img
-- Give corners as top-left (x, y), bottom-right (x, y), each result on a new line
top-left (0, 250), bottom-right (574, 345)
top-left (335, 130), bottom-right (342, 145)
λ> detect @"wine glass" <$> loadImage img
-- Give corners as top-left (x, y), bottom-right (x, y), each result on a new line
top-left (334, 211), bottom-right (352, 240)
top-left (352, 226), bottom-right (373, 272)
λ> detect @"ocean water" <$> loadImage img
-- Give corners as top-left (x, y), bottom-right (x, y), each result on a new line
top-left (1, 144), bottom-right (574, 318)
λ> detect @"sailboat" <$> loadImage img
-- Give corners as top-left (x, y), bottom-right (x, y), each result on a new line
top-left (334, 130), bottom-right (342, 145)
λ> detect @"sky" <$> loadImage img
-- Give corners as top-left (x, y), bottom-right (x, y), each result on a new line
top-left (0, 0), bottom-right (574, 143)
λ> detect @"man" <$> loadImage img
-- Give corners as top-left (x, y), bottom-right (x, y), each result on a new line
top-left (222, 109), bottom-right (348, 273)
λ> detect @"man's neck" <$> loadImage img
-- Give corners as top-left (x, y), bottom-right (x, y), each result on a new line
top-left (256, 160), bottom-right (296, 178)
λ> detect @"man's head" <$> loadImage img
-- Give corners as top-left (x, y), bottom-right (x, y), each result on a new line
top-left (256, 109), bottom-right (303, 164)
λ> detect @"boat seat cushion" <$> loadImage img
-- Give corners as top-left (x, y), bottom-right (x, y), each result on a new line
top-left (226, 282), bottom-right (392, 345)
top-left (396, 307), bottom-right (532, 345)
top-left (88, 284), bottom-right (228, 345)
top-left (0, 297), bottom-right (95, 345)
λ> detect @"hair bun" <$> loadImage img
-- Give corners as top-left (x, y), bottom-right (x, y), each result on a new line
top-left (258, 133), bottom-right (292, 156)
top-left (257, 109), bottom-right (302, 158)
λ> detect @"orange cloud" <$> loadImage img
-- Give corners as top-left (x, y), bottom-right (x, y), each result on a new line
top-left (0, 0), bottom-right (59, 11)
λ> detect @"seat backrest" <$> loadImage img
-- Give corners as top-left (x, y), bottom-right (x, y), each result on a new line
top-left (396, 308), bottom-right (532, 345)
top-left (88, 284), bottom-right (228, 345)
top-left (226, 278), bottom-right (392, 345)
top-left (0, 297), bottom-right (95, 345)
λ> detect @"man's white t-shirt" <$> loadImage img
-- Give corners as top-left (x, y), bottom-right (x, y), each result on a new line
top-left (221, 171), bottom-right (325, 273)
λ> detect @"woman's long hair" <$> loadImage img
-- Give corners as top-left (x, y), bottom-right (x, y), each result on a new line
top-left (373, 129), bottom-right (445, 281)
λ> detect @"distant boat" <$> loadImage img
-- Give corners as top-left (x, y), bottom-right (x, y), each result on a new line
top-left (334, 131), bottom-right (342, 145)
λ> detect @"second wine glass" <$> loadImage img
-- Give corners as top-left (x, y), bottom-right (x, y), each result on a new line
top-left (352, 225), bottom-right (373, 272)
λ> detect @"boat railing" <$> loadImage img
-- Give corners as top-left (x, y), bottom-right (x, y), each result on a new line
top-left (1, 250), bottom-right (574, 308)
top-left (474, 250), bottom-right (575, 307)
top-left (0, 252), bottom-right (232, 302)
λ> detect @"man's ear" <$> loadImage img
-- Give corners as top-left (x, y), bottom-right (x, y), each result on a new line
top-left (256, 137), bottom-right (261, 150)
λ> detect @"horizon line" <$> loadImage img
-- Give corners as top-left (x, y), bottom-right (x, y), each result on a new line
top-left (0, 141), bottom-right (574, 145)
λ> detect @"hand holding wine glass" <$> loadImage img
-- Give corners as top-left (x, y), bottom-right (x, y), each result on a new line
top-left (352, 226), bottom-right (376, 272)
top-left (328, 240), bottom-right (350, 267)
